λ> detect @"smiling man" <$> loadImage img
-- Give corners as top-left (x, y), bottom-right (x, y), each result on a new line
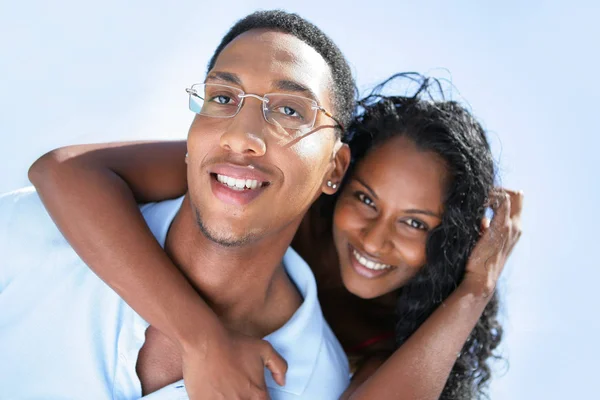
top-left (0, 10), bottom-right (354, 399)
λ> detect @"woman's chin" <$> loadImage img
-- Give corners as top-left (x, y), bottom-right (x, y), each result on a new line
top-left (340, 270), bottom-right (384, 299)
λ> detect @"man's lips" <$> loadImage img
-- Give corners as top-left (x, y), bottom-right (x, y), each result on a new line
top-left (209, 163), bottom-right (272, 184)
top-left (207, 163), bottom-right (273, 206)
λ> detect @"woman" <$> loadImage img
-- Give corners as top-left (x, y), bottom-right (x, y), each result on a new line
top-left (30, 74), bottom-right (522, 399)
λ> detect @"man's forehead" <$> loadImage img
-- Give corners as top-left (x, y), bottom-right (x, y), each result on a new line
top-left (209, 29), bottom-right (334, 106)
top-left (205, 71), bottom-right (320, 102)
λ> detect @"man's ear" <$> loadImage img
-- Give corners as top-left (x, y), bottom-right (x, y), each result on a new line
top-left (323, 141), bottom-right (351, 195)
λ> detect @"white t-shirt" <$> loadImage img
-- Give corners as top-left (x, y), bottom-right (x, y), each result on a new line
top-left (0, 187), bottom-right (350, 399)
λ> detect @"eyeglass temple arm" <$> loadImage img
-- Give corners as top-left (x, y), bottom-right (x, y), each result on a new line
top-left (317, 106), bottom-right (345, 133)
top-left (185, 88), bottom-right (202, 99)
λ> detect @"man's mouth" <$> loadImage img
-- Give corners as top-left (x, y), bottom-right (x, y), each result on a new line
top-left (207, 163), bottom-right (274, 206)
top-left (213, 173), bottom-right (269, 191)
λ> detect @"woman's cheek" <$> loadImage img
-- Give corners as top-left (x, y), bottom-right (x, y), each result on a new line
top-left (395, 235), bottom-right (428, 268)
top-left (334, 200), bottom-right (363, 234)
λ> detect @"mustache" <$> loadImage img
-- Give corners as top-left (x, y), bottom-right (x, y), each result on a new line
top-left (200, 153), bottom-right (277, 176)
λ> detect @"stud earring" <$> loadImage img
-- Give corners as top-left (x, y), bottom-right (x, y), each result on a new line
top-left (327, 180), bottom-right (338, 189)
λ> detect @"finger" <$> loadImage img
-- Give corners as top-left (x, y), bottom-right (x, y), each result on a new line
top-left (489, 190), bottom-right (511, 229)
top-left (500, 189), bottom-right (523, 238)
top-left (260, 341), bottom-right (288, 386)
top-left (481, 217), bottom-right (491, 231)
top-left (506, 189), bottom-right (524, 221)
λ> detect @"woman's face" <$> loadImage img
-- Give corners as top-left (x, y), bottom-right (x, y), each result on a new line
top-left (333, 135), bottom-right (448, 299)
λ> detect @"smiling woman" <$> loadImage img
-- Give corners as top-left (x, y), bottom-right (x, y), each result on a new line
top-left (333, 134), bottom-right (447, 298)
top-left (315, 76), bottom-right (522, 399)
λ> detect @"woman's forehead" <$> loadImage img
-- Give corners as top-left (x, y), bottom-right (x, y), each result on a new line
top-left (353, 137), bottom-right (448, 210)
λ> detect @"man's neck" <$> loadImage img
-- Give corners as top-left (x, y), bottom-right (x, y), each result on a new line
top-left (163, 196), bottom-right (303, 337)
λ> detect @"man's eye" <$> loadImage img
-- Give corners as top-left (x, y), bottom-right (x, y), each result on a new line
top-left (276, 106), bottom-right (302, 119)
top-left (404, 218), bottom-right (427, 231)
top-left (356, 192), bottom-right (375, 208)
top-left (213, 95), bottom-right (233, 104)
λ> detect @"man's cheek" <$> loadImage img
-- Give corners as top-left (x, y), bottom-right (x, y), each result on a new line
top-left (287, 134), bottom-right (333, 164)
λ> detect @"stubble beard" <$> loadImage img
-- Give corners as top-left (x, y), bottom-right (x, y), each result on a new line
top-left (194, 207), bottom-right (255, 248)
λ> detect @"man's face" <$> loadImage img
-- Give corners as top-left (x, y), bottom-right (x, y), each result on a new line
top-left (186, 29), bottom-right (341, 246)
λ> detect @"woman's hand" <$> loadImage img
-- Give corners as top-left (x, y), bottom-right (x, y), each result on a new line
top-left (462, 188), bottom-right (524, 296)
top-left (182, 329), bottom-right (288, 400)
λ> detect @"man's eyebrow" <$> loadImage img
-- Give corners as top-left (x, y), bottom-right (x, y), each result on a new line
top-left (205, 71), bottom-right (242, 86)
top-left (354, 177), bottom-right (379, 200)
top-left (274, 80), bottom-right (319, 102)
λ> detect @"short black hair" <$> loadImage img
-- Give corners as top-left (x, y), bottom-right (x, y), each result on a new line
top-left (207, 10), bottom-right (356, 136)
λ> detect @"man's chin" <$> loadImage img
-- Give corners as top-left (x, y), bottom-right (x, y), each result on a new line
top-left (194, 213), bottom-right (257, 248)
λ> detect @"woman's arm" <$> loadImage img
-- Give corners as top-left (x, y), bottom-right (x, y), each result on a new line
top-left (343, 190), bottom-right (523, 400)
top-left (343, 281), bottom-right (494, 399)
top-left (29, 141), bottom-right (287, 399)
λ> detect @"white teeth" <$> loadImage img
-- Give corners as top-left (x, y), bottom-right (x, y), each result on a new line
top-left (235, 179), bottom-right (245, 189)
top-left (216, 174), bottom-right (262, 190)
top-left (353, 249), bottom-right (391, 271)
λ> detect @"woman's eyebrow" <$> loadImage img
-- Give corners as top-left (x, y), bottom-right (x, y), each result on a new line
top-left (404, 209), bottom-right (442, 218)
top-left (354, 177), bottom-right (379, 200)
top-left (354, 177), bottom-right (441, 218)
top-left (205, 71), bottom-right (242, 86)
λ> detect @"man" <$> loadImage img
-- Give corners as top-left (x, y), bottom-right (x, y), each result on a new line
top-left (0, 10), bottom-right (355, 399)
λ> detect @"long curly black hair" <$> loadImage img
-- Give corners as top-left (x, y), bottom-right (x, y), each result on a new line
top-left (346, 73), bottom-right (503, 399)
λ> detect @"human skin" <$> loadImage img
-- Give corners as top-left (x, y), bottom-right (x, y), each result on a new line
top-left (30, 128), bottom-right (523, 399)
top-left (333, 135), bottom-right (447, 300)
top-left (183, 29), bottom-right (346, 249)
top-left (28, 33), bottom-right (523, 398)
top-left (137, 29), bottom-right (351, 395)
top-left (29, 28), bottom-right (351, 398)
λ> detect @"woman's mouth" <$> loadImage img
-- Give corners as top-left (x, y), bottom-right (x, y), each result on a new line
top-left (347, 244), bottom-right (394, 278)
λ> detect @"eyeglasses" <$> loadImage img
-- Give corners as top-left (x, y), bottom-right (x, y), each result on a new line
top-left (185, 83), bottom-right (344, 133)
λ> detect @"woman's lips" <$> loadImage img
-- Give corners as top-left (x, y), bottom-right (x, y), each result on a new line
top-left (347, 244), bottom-right (394, 279)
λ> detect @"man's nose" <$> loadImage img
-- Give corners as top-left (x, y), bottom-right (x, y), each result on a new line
top-left (219, 99), bottom-right (267, 156)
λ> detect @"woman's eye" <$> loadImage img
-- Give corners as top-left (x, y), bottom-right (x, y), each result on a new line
top-left (404, 218), bottom-right (427, 231)
top-left (356, 192), bottom-right (375, 208)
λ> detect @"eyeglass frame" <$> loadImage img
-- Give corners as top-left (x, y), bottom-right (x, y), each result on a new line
top-left (185, 83), bottom-right (345, 133)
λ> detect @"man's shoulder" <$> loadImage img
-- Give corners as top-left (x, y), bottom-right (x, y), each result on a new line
top-left (0, 186), bottom-right (61, 243)
top-left (0, 187), bottom-right (68, 290)
top-left (138, 196), bottom-right (184, 247)
top-left (266, 247), bottom-right (349, 398)
top-left (0, 186), bottom-right (45, 216)
top-left (301, 310), bottom-right (350, 398)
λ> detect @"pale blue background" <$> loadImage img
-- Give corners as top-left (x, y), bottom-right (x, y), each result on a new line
top-left (1, 1), bottom-right (597, 398)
